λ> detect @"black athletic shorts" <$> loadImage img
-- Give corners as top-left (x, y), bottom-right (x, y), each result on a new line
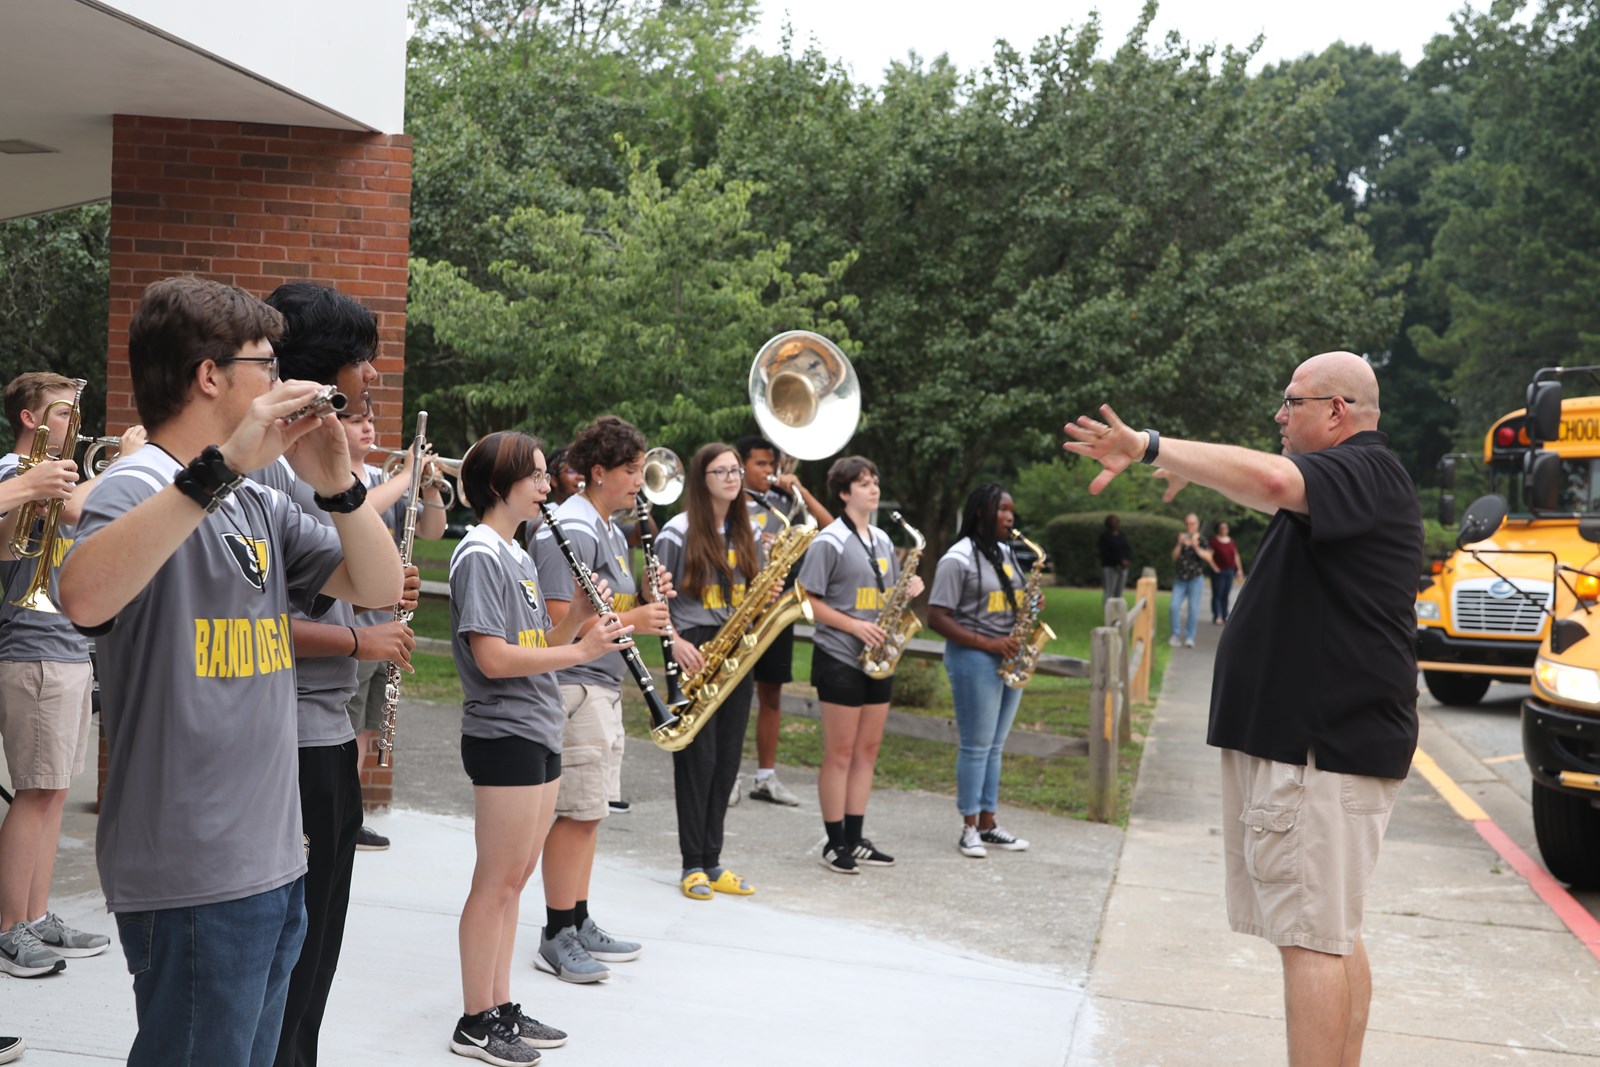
top-left (752, 621), bottom-right (796, 686)
top-left (461, 734), bottom-right (562, 787)
top-left (811, 648), bottom-right (894, 707)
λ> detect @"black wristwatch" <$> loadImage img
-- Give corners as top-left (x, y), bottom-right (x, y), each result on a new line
top-left (313, 476), bottom-right (368, 514)
top-left (1140, 428), bottom-right (1161, 465)
top-left (174, 445), bottom-right (245, 513)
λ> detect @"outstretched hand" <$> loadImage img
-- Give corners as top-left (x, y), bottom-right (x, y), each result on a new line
top-left (1061, 405), bottom-right (1146, 495)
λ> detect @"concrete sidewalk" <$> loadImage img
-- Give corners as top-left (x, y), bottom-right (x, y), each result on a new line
top-left (1085, 618), bottom-right (1600, 1065)
top-left (10, 616), bottom-right (1600, 1064)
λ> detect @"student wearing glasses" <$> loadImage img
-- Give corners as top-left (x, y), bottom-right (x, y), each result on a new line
top-left (654, 444), bottom-right (763, 901)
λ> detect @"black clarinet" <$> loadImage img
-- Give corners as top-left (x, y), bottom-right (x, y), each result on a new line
top-left (636, 492), bottom-right (690, 709)
top-left (539, 503), bottom-right (679, 732)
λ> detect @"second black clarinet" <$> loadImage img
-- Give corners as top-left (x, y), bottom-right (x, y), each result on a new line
top-left (538, 502), bottom-right (679, 732)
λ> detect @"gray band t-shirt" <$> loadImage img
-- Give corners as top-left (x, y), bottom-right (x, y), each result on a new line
top-left (796, 517), bottom-right (897, 662)
top-left (656, 511), bottom-right (754, 634)
top-left (70, 446), bottom-right (344, 911)
top-left (530, 494), bottom-right (638, 691)
top-left (929, 538), bottom-right (1022, 640)
top-left (449, 524), bottom-right (564, 750)
top-left (249, 457), bottom-right (359, 748)
top-left (0, 454), bottom-right (90, 663)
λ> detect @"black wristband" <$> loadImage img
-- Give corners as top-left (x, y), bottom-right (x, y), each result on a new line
top-left (1140, 428), bottom-right (1161, 465)
top-left (173, 445), bottom-right (244, 514)
top-left (313, 476), bottom-right (367, 514)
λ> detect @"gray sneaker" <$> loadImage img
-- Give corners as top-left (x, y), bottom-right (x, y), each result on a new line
top-left (575, 917), bottom-right (641, 963)
top-left (0, 920), bottom-right (65, 977)
top-left (749, 774), bottom-right (801, 806)
top-left (533, 925), bottom-right (610, 983)
top-left (31, 911), bottom-right (110, 958)
top-left (727, 771), bottom-right (744, 807)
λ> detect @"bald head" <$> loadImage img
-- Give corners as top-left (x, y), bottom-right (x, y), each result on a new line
top-left (1298, 351), bottom-right (1380, 421)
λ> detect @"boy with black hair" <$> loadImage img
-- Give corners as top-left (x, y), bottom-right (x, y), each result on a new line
top-left (58, 275), bottom-right (403, 1066)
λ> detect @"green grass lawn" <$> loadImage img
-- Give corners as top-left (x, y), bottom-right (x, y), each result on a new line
top-left (405, 544), bottom-right (1167, 823)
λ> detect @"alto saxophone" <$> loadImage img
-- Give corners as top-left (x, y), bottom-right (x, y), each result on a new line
top-left (859, 511), bottom-right (925, 679)
top-left (651, 508), bottom-right (816, 752)
top-left (997, 530), bottom-right (1055, 689)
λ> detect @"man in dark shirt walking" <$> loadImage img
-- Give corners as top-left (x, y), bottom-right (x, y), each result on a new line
top-left (1064, 351), bottom-right (1421, 1067)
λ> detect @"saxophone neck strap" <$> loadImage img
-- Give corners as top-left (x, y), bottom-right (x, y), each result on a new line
top-left (848, 518), bottom-right (886, 594)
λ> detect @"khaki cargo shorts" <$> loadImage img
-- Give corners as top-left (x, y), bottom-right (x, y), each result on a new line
top-left (1220, 747), bottom-right (1402, 956)
top-left (554, 683), bottom-right (625, 821)
top-left (0, 660), bottom-right (94, 791)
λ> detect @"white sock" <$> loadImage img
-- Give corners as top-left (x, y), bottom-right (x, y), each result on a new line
top-left (755, 768), bottom-right (775, 782)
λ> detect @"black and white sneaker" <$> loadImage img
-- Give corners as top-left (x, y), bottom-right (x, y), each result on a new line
top-left (497, 1002), bottom-right (568, 1049)
top-left (979, 825), bottom-right (1030, 851)
top-left (819, 843), bottom-right (860, 874)
top-left (450, 1010), bottom-right (541, 1065)
top-left (849, 838), bottom-right (896, 866)
top-left (607, 799), bottom-right (631, 815)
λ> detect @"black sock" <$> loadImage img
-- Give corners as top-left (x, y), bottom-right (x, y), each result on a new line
top-left (496, 1001), bottom-right (516, 1019)
top-left (574, 899), bottom-right (589, 927)
top-left (845, 813), bottom-right (865, 847)
top-left (544, 906), bottom-right (576, 940)
top-left (824, 819), bottom-right (846, 850)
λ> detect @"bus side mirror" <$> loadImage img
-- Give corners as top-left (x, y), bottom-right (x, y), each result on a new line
top-left (1439, 494), bottom-right (1457, 528)
top-left (1552, 618), bottom-right (1589, 655)
top-left (1439, 455), bottom-right (1457, 491)
top-left (1457, 494), bottom-right (1507, 548)
top-left (1527, 450), bottom-right (1563, 511)
top-left (1527, 381), bottom-right (1562, 444)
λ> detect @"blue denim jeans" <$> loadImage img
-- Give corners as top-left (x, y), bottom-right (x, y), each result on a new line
top-left (945, 642), bottom-right (1024, 816)
top-left (1211, 569), bottom-right (1236, 622)
top-left (116, 878), bottom-right (308, 1067)
top-left (1170, 575), bottom-right (1206, 643)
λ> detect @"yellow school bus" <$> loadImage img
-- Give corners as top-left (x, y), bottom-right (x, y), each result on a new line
top-left (1414, 394), bottom-right (1600, 705)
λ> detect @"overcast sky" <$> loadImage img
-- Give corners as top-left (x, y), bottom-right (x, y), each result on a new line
top-left (748, 0), bottom-right (1480, 82)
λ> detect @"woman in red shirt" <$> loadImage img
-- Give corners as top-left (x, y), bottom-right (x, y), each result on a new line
top-left (1210, 521), bottom-right (1244, 623)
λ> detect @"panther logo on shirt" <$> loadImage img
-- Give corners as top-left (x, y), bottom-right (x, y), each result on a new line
top-left (221, 534), bottom-right (270, 591)
top-left (519, 579), bottom-right (540, 611)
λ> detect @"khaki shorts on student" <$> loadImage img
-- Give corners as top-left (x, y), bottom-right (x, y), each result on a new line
top-left (555, 683), bottom-right (625, 821)
top-left (0, 660), bottom-right (94, 791)
top-left (1220, 747), bottom-right (1402, 956)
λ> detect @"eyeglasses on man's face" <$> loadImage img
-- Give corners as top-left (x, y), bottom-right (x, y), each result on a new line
top-left (220, 355), bottom-right (280, 381)
top-left (1278, 394), bottom-right (1352, 413)
top-left (707, 466), bottom-right (746, 481)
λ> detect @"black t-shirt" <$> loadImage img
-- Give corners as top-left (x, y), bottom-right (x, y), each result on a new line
top-left (1207, 431), bottom-right (1421, 779)
top-left (1098, 530), bottom-right (1131, 568)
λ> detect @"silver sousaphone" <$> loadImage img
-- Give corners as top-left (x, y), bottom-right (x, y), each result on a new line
top-left (749, 331), bottom-right (860, 461)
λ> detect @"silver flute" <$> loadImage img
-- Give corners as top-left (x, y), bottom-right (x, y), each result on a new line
top-left (281, 385), bottom-right (347, 422)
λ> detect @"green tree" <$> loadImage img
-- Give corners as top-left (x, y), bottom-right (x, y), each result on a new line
top-left (407, 147), bottom-right (855, 454)
top-left (0, 204), bottom-right (111, 450)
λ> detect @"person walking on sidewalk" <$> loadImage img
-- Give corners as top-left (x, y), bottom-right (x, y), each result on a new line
top-left (1065, 350), bottom-right (1420, 1067)
top-left (1208, 520), bottom-right (1243, 624)
top-left (1098, 514), bottom-right (1132, 602)
top-left (1168, 513), bottom-right (1212, 647)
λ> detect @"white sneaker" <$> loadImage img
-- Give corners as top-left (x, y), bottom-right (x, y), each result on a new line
top-left (1169, 635), bottom-right (1182, 647)
top-left (749, 774), bottom-right (801, 806)
top-left (727, 772), bottom-right (743, 807)
top-left (1184, 638), bottom-right (1195, 648)
top-left (979, 825), bottom-right (1030, 851)
top-left (958, 824), bottom-right (987, 858)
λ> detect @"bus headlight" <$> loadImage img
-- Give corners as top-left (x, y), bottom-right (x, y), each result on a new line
top-left (1416, 600), bottom-right (1441, 621)
top-left (1534, 657), bottom-right (1600, 706)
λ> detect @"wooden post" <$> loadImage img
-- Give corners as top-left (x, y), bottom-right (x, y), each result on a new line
top-left (1104, 597), bottom-right (1133, 745)
top-left (1088, 626), bottom-right (1119, 822)
top-left (1132, 570), bottom-right (1158, 703)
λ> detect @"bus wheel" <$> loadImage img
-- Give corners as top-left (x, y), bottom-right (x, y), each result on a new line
top-left (1422, 670), bottom-right (1490, 706)
top-left (1532, 781), bottom-right (1600, 890)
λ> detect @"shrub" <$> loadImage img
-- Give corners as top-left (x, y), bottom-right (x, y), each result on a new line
top-left (889, 658), bottom-right (945, 708)
top-left (1041, 511), bottom-right (1270, 590)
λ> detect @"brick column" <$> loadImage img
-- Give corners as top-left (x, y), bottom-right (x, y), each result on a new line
top-left (102, 115), bottom-right (413, 811)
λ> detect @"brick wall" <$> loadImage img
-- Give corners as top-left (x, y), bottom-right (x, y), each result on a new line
top-left (102, 114), bottom-right (414, 812)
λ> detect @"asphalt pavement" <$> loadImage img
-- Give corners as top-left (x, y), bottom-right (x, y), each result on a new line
top-left (7, 618), bottom-right (1600, 1064)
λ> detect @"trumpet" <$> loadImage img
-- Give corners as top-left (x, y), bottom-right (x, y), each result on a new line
top-left (377, 448), bottom-right (462, 510)
top-left (10, 379), bottom-right (87, 613)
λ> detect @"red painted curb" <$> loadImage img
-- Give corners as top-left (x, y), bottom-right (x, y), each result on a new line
top-left (1473, 818), bottom-right (1600, 962)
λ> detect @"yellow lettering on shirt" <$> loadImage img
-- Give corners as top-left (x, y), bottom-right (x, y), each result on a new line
top-left (50, 536), bottom-right (73, 568)
top-left (193, 614), bottom-right (295, 678)
top-left (517, 628), bottom-right (549, 648)
top-left (611, 593), bottom-right (638, 613)
top-left (855, 588), bottom-right (887, 611)
top-left (703, 584), bottom-right (748, 610)
top-left (987, 590), bottom-right (1025, 613)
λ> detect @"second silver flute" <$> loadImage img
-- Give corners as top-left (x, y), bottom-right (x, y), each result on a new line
top-left (376, 411), bottom-right (428, 768)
